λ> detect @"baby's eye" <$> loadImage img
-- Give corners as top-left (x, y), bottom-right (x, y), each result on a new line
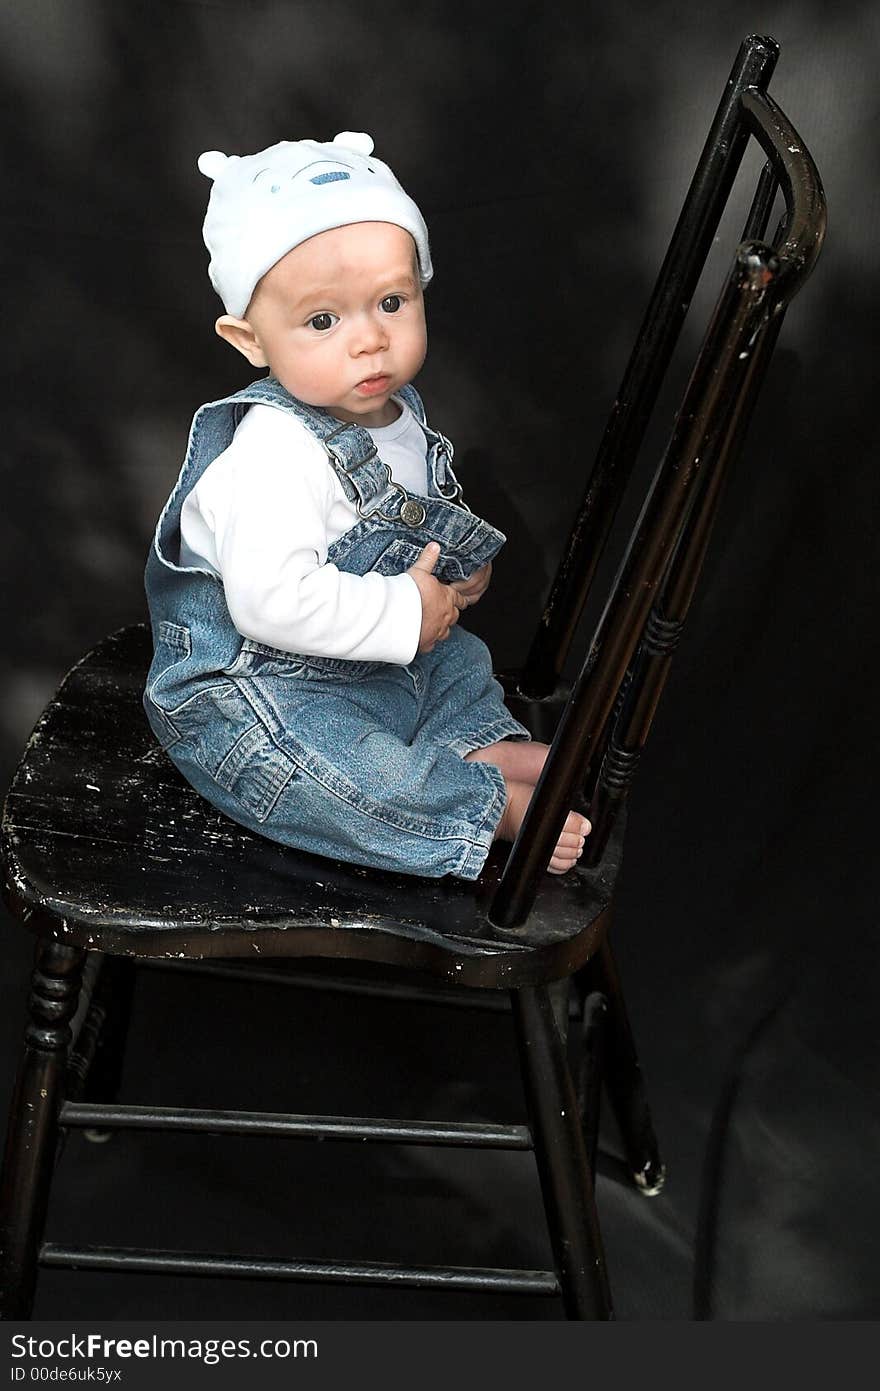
top-left (308, 312), bottom-right (338, 332)
top-left (380, 295), bottom-right (403, 313)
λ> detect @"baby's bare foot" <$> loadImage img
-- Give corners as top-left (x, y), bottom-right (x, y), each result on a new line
top-left (496, 779), bottom-right (591, 874)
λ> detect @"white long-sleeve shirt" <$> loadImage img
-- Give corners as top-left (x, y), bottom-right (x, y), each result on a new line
top-left (179, 399), bottom-right (428, 665)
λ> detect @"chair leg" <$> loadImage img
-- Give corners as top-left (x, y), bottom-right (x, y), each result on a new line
top-left (84, 957), bottom-right (136, 1102)
top-left (74, 957), bottom-right (137, 1141)
top-left (547, 977), bottom-right (571, 1042)
top-left (579, 936), bottom-right (665, 1195)
top-left (0, 938), bottom-right (85, 1319)
top-left (576, 991), bottom-right (608, 1178)
top-left (510, 984), bottom-right (613, 1320)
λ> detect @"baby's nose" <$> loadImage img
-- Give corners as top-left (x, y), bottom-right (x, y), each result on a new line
top-left (351, 313), bottom-right (389, 354)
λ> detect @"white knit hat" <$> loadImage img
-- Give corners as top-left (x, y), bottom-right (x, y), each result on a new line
top-left (198, 131), bottom-right (433, 318)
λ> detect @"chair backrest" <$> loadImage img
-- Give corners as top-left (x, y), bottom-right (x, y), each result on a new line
top-left (489, 34), bottom-right (826, 928)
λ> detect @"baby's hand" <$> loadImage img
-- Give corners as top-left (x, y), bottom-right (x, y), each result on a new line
top-left (407, 542), bottom-right (466, 653)
top-left (450, 560), bottom-right (493, 608)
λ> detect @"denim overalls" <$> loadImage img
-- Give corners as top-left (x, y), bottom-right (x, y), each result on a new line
top-left (143, 376), bottom-right (529, 879)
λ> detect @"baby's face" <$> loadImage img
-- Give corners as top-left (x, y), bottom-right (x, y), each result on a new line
top-left (246, 222), bottom-right (427, 427)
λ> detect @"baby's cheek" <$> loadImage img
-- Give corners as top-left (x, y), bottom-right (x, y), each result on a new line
top-left (276, 346), bottom-right (340, 406)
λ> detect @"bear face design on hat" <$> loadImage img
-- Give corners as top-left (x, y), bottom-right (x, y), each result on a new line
top-left (198, 132), bottom-right (433, 318)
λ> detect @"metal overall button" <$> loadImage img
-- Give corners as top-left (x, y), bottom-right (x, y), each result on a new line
top-left (400, 498), bottom-right (427, 526)
top-left (347, 456), bottom-right (429, 527)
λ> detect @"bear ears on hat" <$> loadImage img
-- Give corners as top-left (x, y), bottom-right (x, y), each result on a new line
top-left (331, 132), bottom-right (374, 156)
top-left (197, 151), bottom-right (230, 180)
top-left (197, 132), bottom-right (375, 182)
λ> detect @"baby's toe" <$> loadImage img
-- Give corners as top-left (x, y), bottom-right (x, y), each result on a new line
top-left (563, 810), bottom-right (591, 838)
top-left (557, 830), bottom-right (585, 850)
top-left (549, 841), bottom-right (585, 874)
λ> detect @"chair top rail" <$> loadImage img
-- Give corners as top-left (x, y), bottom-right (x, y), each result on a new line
top-left (740, 88), bottom-right (826, 302)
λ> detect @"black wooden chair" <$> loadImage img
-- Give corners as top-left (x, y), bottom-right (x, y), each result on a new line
top-left (0, 35), bottom-right (825, 1320)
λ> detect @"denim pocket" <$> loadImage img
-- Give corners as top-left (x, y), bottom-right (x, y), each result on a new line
top-left (371, 536), bottom-right (470, 584)
top-left (169, 681), bottom-right (299, 823)
top-left (214, 720), bottom-right (299, 822)
top-left (371, 537), bottom-right (424, 577)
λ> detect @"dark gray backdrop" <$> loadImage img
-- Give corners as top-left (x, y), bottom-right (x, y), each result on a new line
top-left (1, 0), bottom-right (877, 1320)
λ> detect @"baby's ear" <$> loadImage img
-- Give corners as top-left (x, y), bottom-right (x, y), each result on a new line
top-left (215, 315), bottom-right (269, 367)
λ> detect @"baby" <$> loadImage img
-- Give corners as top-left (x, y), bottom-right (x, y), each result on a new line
top-left (143, 132), bottom-right (590, 879)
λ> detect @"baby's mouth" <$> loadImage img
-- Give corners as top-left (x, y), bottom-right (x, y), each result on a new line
top-left (354, 373), bottom-right (392, 397)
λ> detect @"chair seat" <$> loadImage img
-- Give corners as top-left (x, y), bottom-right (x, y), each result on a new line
top-left (1, 625), bottom-right (622, 987)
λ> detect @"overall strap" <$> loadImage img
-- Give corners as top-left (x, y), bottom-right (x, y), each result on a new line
top-left (229, 376), bottom-right (462, 512)
top-left (396, 382), bottom-right (427, 423)
top-left (396, 383), bottom-right (461, 501)
top-left (230, 376), bottom-right (400, 514)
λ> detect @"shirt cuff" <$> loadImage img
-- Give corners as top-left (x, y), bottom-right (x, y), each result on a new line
top-left (383, 572), bottom-right (423, 664)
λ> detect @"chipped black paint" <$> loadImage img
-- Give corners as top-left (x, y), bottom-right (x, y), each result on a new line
top-left (1, 625), bottom-right (622, 990)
